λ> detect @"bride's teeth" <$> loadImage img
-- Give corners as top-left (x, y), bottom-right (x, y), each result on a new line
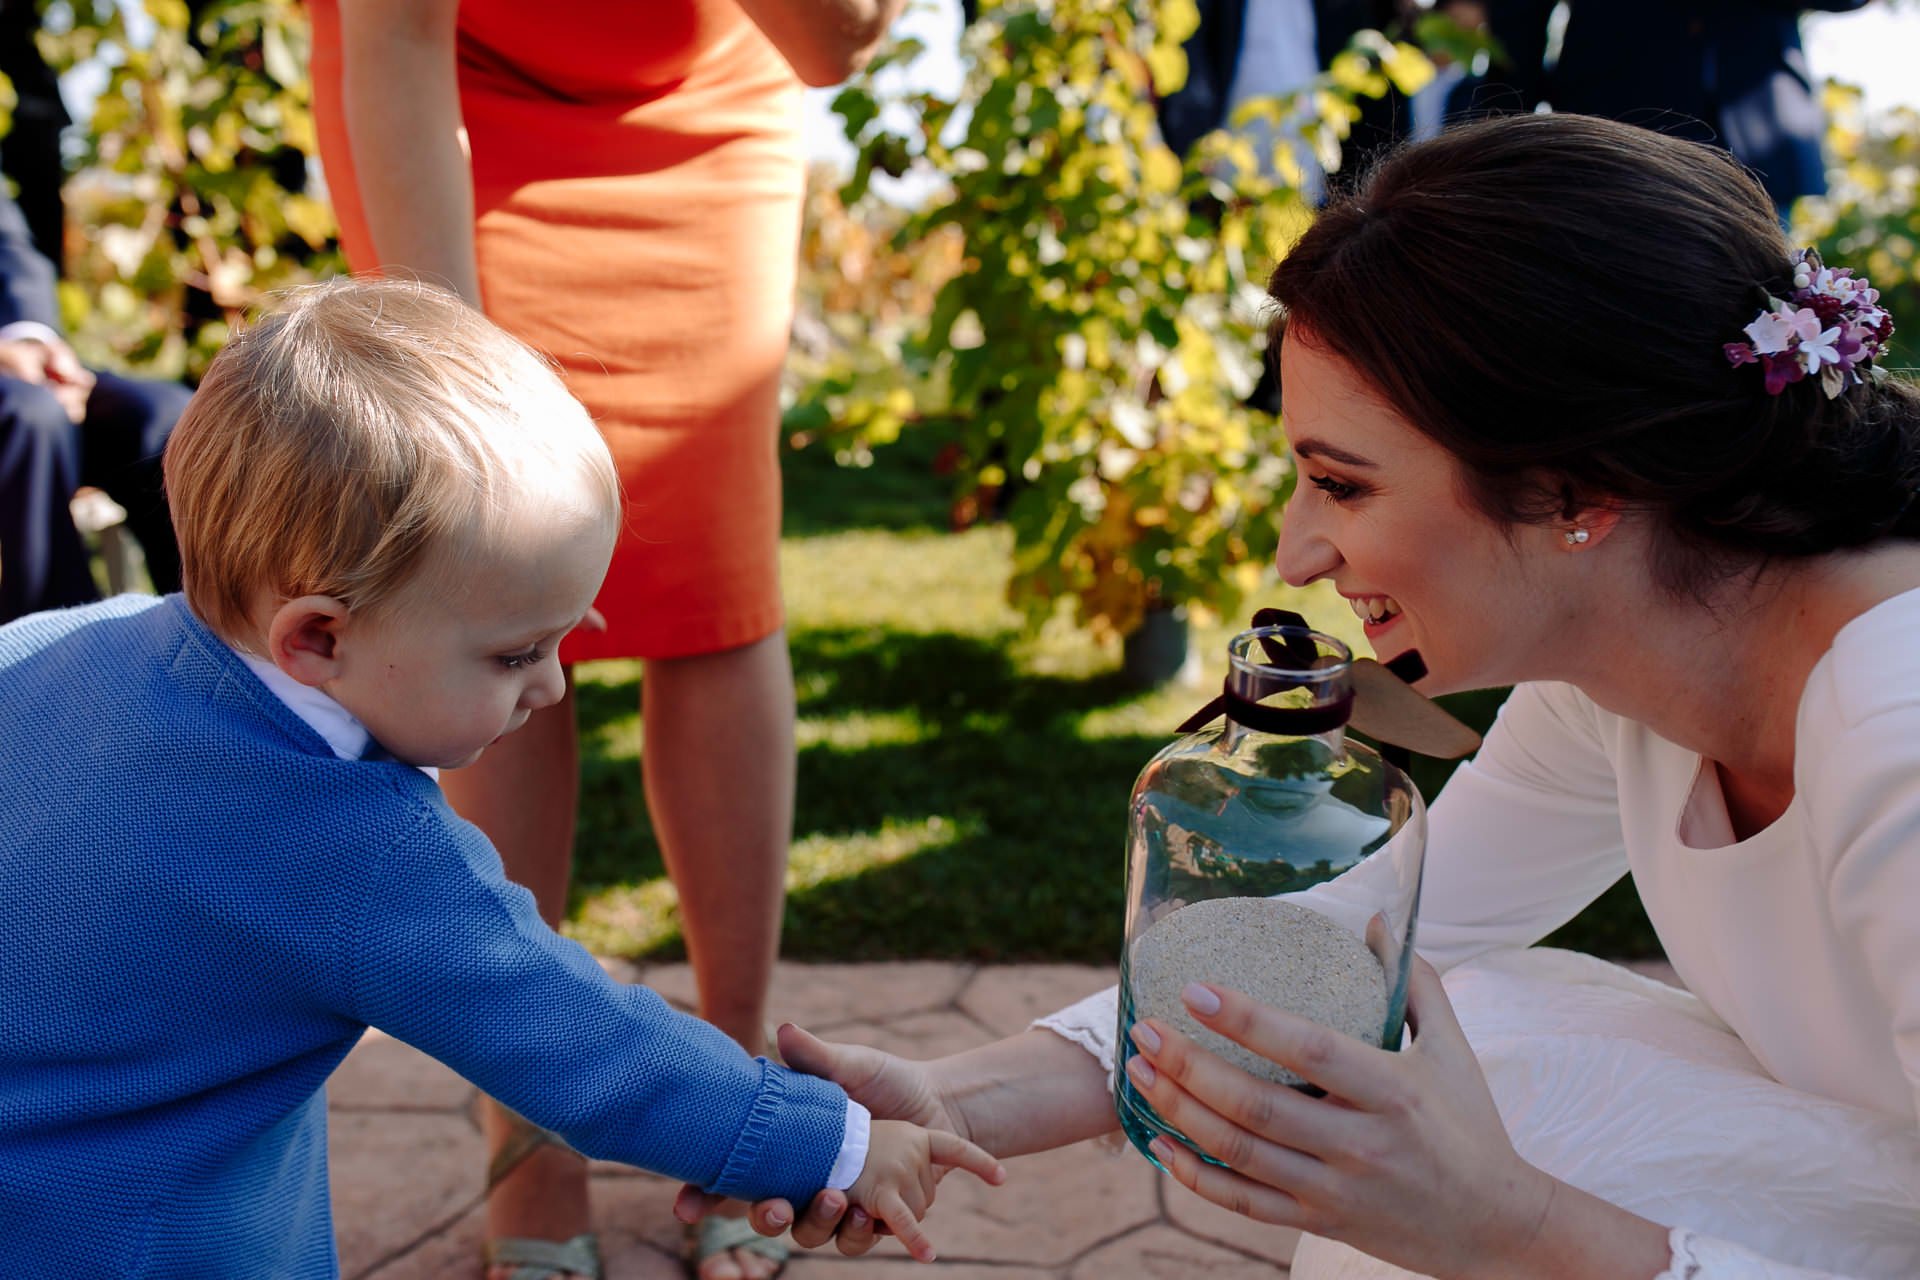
top-left (1348, 596), bottom-right (1403, 624)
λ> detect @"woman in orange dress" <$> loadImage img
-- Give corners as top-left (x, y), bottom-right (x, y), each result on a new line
top-left (307, 4), bottom-right (899, 1277)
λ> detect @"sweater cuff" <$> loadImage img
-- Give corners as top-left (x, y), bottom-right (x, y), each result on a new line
top-left (824, 1100), bottom-right (870, 1191)
top-left (708, 1061), bottom-right (851, 1204)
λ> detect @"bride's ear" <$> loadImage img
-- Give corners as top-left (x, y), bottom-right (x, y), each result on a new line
top-left (267, 595), bottom-right (351, 687)
top-left (1557, 484), bottom-right (1626, 549)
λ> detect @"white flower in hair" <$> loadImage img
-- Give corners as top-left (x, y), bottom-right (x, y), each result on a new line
top-left (1798, 324), bottom-right (1843, 374)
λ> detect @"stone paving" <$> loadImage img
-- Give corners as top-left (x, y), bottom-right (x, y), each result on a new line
top-left (329, 961), bottom-right (1305, 1280)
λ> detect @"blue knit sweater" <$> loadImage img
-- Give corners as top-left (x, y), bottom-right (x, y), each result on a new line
top-left (0, 596), bottom-right (849, 1278)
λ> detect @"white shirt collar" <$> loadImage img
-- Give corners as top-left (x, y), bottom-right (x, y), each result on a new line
top-left (231, 647), bottom-right (437, 780)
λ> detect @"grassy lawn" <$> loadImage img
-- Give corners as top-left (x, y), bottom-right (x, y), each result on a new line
top-left (563, 433), bottom-right (1659, 964)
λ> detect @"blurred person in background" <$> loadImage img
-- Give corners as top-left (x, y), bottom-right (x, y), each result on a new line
top-left (1460, 0), bottom-right (1875, 215)
top-left (0, 187), bottom-right (188, 623)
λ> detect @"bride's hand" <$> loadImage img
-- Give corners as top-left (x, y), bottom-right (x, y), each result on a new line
top-left (674, 1022), bottom-right (969, 1255)
top-left (1121, 956), bottom-right (1556, 1278)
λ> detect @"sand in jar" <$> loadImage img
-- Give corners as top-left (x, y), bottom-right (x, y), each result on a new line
top-left (1116, 896), bottom-right (1388, 1166)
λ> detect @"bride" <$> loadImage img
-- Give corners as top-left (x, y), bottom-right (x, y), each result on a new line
top-left (689, 112), bottom-right (1920, 1278)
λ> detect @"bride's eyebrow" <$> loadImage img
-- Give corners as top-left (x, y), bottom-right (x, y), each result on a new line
top-left (1292, 438), bottom-right (1377, 469)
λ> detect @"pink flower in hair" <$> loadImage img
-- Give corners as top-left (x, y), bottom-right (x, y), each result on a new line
top-left (1743, 309), bottom-right (1800, 354)
top-left (1726, 249), bottom-right (1894, 399)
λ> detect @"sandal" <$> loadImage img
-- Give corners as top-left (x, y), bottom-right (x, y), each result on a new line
top-left (485, 1234), bottom-right (603, 1280)
top-left (686, 1214), bottom-right (790, 1279)
top-left (483, 1107), bottom-right (602, 1280)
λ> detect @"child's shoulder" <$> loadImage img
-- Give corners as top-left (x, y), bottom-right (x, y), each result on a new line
top-left (0, 593), bottom-right (173, 667)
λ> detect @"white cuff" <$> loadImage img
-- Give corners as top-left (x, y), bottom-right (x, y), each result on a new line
top-left (0, 320), bottom-right (60, 347)
top-left (1657, 1227), bottom-right (1855, 1280)
top-left (824, 1099), bottom-right (870, 1191)
top-left (1030, 982), bottom-right (1120, 1082)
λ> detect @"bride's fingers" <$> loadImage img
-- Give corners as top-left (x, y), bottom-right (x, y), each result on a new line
top-left (783, 1190), bottom-right (845, 1248)
top-left (672, 1183), bottom-right (724, 1224)
top-left (776, 1023), bottom-right (889, 1096)
top-left (1126, 1020), bottom-right (1349, 1159)
top-left (1146, 1134), bottom-right (1310, 1229)
top-left (1176, 983), bottom-right (1403, 1110)
top-left (834, 1204), bottom-right (881, 1257)
top-left (1401, 955), bottom-right (1474, 1063)
top-left (1123, 1043), bottom-right (1334, 1193)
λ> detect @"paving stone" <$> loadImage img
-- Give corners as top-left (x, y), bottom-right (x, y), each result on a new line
top-left (352, 1198), bottom-right (484, 1279)
top-left (353, 1175), bottom-right (689, 1279)
top-left (324, 962), bottom-right (1311, 1279)
top-left (1070, 1223), bottom-right (1291, 1278)
top-left (786, 1257), bottom-right (1055, 1279)
top-left (330, 1111), bottom-right (486, 1278)
top-left (1162, 1178), bottom-right (1301, 1267)
top-left (838, 1138), bottom-right (1161, 1269)
top-left (581, 1167), bottom-right (691, 1255)
top-left (958, 965), bottom-right (1117, 1038)
top-left (330, 1029), bottom-right (476, 1112)
top-left (639, 962), bottom-right (976, 1032)
top-left (589, 1173), bottom-right (707, 1278)
top-left (828, 1008), bottom-right (1001, 1061)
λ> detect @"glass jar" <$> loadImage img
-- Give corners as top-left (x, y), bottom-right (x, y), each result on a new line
top-left (1114, 625), bottom-right (1427, 1169)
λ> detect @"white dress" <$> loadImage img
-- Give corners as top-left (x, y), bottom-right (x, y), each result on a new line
top-left (1038, 587), bottom-right (1920, 1278)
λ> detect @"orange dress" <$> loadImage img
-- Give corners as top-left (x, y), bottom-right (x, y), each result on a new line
top-left (308, 0), bottom-right (803, 661)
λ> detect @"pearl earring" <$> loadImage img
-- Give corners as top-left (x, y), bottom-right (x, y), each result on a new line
top-left (1564, 527), bottom-right (1590, 546)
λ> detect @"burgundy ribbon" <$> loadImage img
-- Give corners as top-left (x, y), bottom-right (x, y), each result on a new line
top-left (1174, 607), bottom-right (1428, 749)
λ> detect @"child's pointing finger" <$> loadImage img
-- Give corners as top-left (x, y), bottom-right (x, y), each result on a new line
top-left (926, 1129), bottom-right (1006, 1186)
top-left (874, 1189), bottom-right (939, 1263)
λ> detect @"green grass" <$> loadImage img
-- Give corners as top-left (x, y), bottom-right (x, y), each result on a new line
top-left (563, 432), bottom-right (1660, 964)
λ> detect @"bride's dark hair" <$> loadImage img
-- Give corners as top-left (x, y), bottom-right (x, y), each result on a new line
top-left (1268, 112), bottom-right (1920, 595)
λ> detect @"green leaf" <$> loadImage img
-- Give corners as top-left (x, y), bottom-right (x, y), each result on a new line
top-left (832, 87), bottom-right (881, 141)
top-left (1144, 309), bottom-right (1180, 350)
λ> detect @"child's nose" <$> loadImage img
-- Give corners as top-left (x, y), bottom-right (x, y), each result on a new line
top-left (523, 659), bottom-right (567, 710)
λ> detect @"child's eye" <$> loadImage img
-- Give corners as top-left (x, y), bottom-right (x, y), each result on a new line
top-left (497, 647), bottom-right (546, 671)
top-left (1309, 473), bottom-right (1361, 502)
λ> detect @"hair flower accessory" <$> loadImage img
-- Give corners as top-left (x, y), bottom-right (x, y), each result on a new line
top-left (1725, 249), bottom-right (1894, 398)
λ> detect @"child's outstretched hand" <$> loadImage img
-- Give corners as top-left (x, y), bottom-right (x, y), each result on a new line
top-left (847, 1119), bottom-right (1005, 1262)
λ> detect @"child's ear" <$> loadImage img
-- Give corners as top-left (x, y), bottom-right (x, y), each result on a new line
top-left (267, 595), bottom-right (352, 688)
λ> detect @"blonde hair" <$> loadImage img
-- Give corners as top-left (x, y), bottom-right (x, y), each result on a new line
top-left (164, 276), bottom-right (620, 643)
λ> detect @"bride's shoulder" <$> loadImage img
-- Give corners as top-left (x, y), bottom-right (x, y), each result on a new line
top-left (1809, 581), bottom-right (1920, 726)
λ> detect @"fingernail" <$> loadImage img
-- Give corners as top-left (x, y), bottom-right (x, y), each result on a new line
top-left (767, 1208), bottom-right (790, 1227)
top-left (850, 1208), bottom-right (870, 1227)
top-left (1182, 983), bottom-right (1221, 1015)
top-left (1130, 1022), bottom-right (1162, 1054)
top-left (1149, 1137), bottom-right (1177, 1164)
top-left (1126, 1055), bottom-right (1157, 1088)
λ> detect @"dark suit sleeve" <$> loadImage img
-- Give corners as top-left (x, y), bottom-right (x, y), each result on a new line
top-left (1156, 0), bottom-right (1246, 159)
top-left (1477, 0), bottom-right (1560, 111)
top-left (0, 189), bottom-right (62, 332)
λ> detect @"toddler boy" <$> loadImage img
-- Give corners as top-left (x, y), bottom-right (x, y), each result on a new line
top-left (0, 279), bottom-right (999, 1277)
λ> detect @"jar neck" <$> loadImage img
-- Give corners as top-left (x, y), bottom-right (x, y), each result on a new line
top-left (1219, 624), bottom-right (1355, 737)
top-left (1222, 663), bottom-right (1353, 736)
top-left (1217, 715), bottom-right (1348, 756)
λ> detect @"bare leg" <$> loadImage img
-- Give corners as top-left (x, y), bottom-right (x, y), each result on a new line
top-left (643, 630), bottom-right (796, 1280)
top-left (440, 678), bottom-right (596, 1280)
